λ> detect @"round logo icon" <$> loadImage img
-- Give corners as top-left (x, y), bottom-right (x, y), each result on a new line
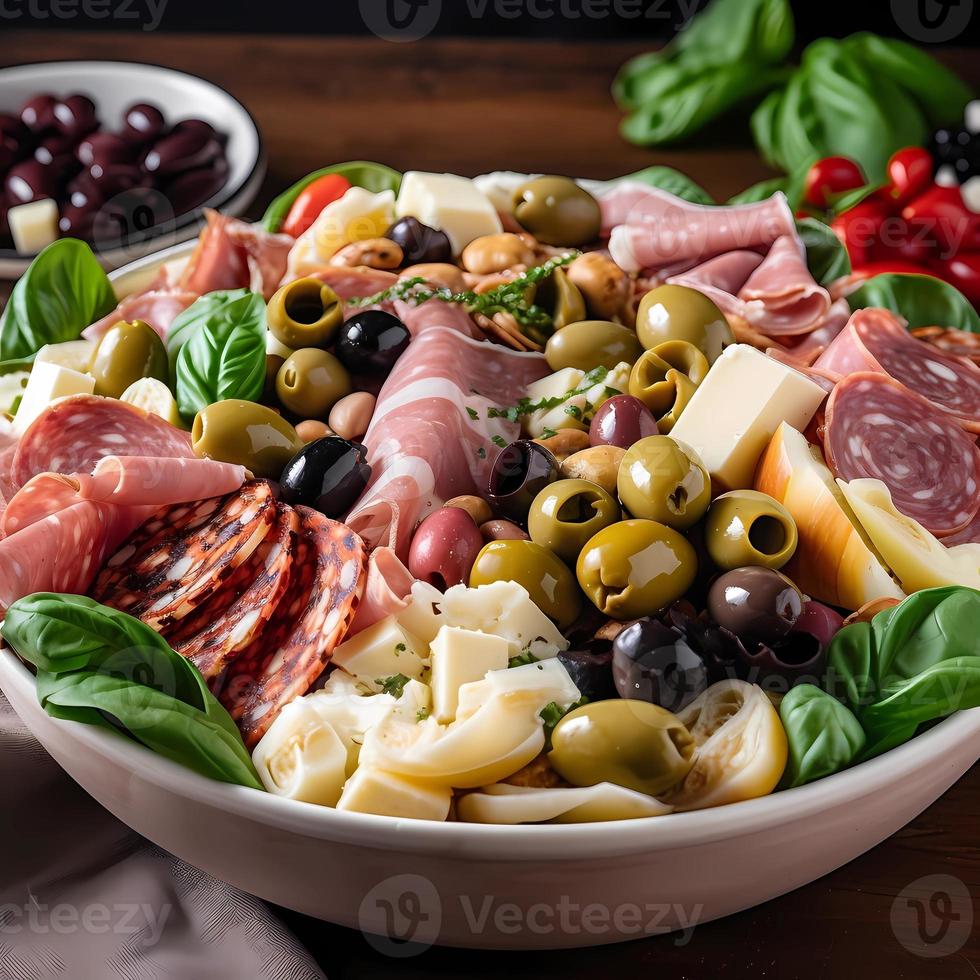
top-left (358, 873), bottom-right (442, 956)
top-left (890, 873), bottom-right (973, 958)
top-left (359, 0), bottom-right (443, 42)
top-left (891, 0), bottom-right (974, 43)
top-left (91, 187), bottom-right (176, 261)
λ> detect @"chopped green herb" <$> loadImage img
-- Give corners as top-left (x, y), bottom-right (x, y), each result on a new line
top-left (508, 648), bottom-right (538, 669)
top-left (540, 696), bottom-right (590, 746)
top-left (491, 434), bottom-right (507, 448)
top-left (489, 365), bottom-right (609, 424)
top-left (563, 404), bottom-right (582, 419)
top-left (466, 406), bottom-right (479, 420)
top-left (540, 427), bottom-right (558, 440)
top-left (416, 707), bottom-right (430, 722)
top-left (377, 674), bottom-right (411, 698)
top-left (476, 447), bottom-right (487, 459)
top-left (395, 642), bottom-right (407, 653)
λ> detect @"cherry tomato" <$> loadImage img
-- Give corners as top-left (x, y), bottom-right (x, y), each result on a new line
top-left (884, 146), bottom-right (934, 208)
top-left (928, 253), bottom-right (980, 306)
top-left (281, 173), bottom-right (352, 238)
top-left (830, 198), bottom-right (891, 266)
top-left (901, 185), bottom-right (980, 255)
top-left (868, 224), bottom-right (936, 265)
top-left (850, 259), bottom-right (934, 280)
top-left (804, 156), bottom-right (865, 210)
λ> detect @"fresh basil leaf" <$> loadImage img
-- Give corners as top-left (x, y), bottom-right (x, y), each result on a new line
top-left (611, 166), bottom-right (714, 205)
top-left (779, 684), bottom-right (865, 788)
top-left (829, 182), bottom-right (884, 215)
top-left (729, 157), bottom-right (812, 209)
top-left (826, 620), bottom-right (876, 711)
top-left (174, 290), bottom-right (267, 419)
top-left (165, 288), bottom-right (254, 368)
top-left (261, 161), bottom-right (402, 233)
top-left (672, 0), bottom-right (793, 68)
top-left (846, 274), bottom-right (980, 333)
top-left (0, 239), bottom-right (117, 362)
top-left (797, 217), bottom-right (851, 285)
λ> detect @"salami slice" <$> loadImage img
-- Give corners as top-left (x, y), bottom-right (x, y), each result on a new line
top-left (219, 508), bottom-right (366, 747)
top-left (11, 394), bottom-right (194, 490)
top-left (814, 308), bottom-right (980, 432)
top-left (165, 502), bottom-right (299, 679)
top-left (824, 372), bottom-right (980, 537)
top-left (92, 480), bottom-right (276, 629)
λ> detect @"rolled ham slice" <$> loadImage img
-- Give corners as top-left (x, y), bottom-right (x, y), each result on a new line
top-left (83, 280), bottom-right (199, 342)
top-left (814, 307), bottom-right (980, 432)
top-left (666, 250), bottom-right (764, 316)
top-left (346, 546), bottom-right (415, 636)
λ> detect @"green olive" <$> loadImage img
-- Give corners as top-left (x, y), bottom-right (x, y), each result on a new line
top-left (532, 267), bottom-right (586, 331)
top-left (276, 348), bottom-right (352, 418)
top-left (469, 539), bottom-right (581, 629)
top-left (89, 320), bottom-right (168, 399)
top-left (267, 277), bottom-right (344, 349)
top-left (512, 175), bottom-right (601, 247)
top-left (704, 489), bottom-right (798, 571)
top-left (545, 319), bottom-right (643, 373)
top-left (627, 340), bottom-right (709, 433)
top-left (617, 435), bottom-right (711, 530)
top-left (635, 284), bottom-right (734, 363)
top-left (527, 478), bottom-right (620, 564)
top-left (192, 399), bottom-right (305, 478)
top-left (576, 518), bottom-right (697, 620)
top-left (548, 699), bottom-right (695, 796)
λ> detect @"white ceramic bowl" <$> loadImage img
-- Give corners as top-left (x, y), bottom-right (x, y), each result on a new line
top-left (0, 60), bottom-right (264, 276)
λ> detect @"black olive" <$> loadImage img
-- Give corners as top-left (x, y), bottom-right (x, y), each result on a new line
top-left (20, 94), bottom-right (58, 133)
top-left (52, 94), bottom-right (98, 141)
top-left (121, 103), bottom-right (167, 143)
top-left (486, 439), bottom-right (559, 523)
top-left (733, 631), bottom-right (827, 691)
top-left (612, 618), bottom-right (708, 712)
top-left (335, 310), bottom-right (411, 377)
top-left (557, 641), bottom-right (616, 701)
top-left (384, 216), bottom-right (452, 265)
top-left (279, 437), bottom-right (372, 518)
top-left (706, 566), bottom-right (803, 644)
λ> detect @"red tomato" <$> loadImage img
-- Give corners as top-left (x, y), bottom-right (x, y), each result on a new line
top-left (804, 156), bottom-right (866, 209)
top-left (928, 253), bottom-right (980, 306)
top-left (901, 185), bottom-right (980, 255)
top-left (831, 198), bottom-right (891, 266)
top-left (850, 259), bottom-right (933, 280)
top-left (884, 146), bottom-right (934, 208)
top-left (281, 173), bottom-right (353, 238)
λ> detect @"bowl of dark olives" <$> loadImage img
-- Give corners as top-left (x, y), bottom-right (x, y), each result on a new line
top-left (0, 61), bottom-right (264, 274)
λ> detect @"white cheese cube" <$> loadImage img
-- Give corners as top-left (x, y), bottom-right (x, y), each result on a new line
top-left (669, 344), bottom-right (826, 491)
top-left (13, 362), bottom-right (95, 435)
top-left (429, 625), bottom-right (509, 723)
top-left (330, 616), bottom-right (426, 692)
top-left (396, 581), bottom-right (446, 645)
top-left (396, 172), bottom-right (502, 254)
top-left (525, 367), bottom-right (584, 404)
top-left (337, 766), bottom-right (452, 821)
top-left (8, 199), bottom-right (59, 254)
top-left (456, 658), bottom-right (580, 720)
top-left (392, 679), bottom-right (432, 723)
top-left (34, 339), bottom-right (96, 374)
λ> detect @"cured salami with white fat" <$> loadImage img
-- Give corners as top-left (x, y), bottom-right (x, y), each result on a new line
top-left (814, 307), bottom-right (980, 432)
top-left (824, 372), bottom-right (980, 537)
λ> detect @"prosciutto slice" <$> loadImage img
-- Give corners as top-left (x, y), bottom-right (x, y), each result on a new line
top-left (83, 276), bottom-right (198, 342)
top-left (666, 250), bottom-right (764, 316)
top-left (346, 547), bottom-right (415, 636)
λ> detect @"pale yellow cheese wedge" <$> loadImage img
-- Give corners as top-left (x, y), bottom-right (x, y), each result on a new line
top-left (337, 767), bottom-right (452, 821)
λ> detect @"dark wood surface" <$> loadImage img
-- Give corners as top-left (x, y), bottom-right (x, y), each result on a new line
top-left (2, 32), bottom-right (978, 979)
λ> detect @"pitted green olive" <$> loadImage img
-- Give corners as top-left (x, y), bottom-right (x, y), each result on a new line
top-left (545, 319), bottom-right (643, 373)
top-left (527, 478), bottom-right (620, 564)
top-left (548, 699), bottom-right (696, 796)
top-left (627, 340), bottom-right (709, 433)
top-left (89, 319), bottom-right (168, 399)
top-left (267, 277), bottom-right (344, 349)
top-left (635, 284), bottom-right (734, 363)
top-left (704, 490), bottom-right (798, 571)
top-left (532, 267), bottom-right (586, 331)
top-left (617, 435), bottom-right (711, 530)
top-left (512, 175), bottom-right (601, 246)
top-left (275, 348), bottom-right (352, 418)
top-left (469, 539), bottom-right (581, 629)
top-left (576, 519), bottom-right (697, 620)
top-left (191, 399), bottom-right (304, 478)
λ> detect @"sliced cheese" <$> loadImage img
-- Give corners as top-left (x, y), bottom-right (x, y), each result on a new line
top-left (119, 377), bottom-right (183, 428)
top-left (670, 345), bottom-right (825, 491)
top-left (330, 615), bottom-right (426, 692)
top-left (392, 678), bottom-right (432, 723)
top-left (34, 339), bottom-right (96, 374)
top-left (13, 362), bottom-right (95, 435)
top-left (396, 171), bottom-right (502, 254)
top-left (265, 330), bottom-right (293, 360)
top-left (455, 659), bottom-right (580, 721)
top-left (337, 766), bottom-right (452, 821)
top-left (8, 198), bottom-right (59, 254)
top-left (429, 625), bottom-right (509, 723)
top-left (523, 363), bottom-right (630, 438)
top-left (304, 687), bottom-right (397, 776)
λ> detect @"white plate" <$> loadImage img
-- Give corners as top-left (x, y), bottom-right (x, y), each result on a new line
top-left (0, 60), bottom-right (265, 277)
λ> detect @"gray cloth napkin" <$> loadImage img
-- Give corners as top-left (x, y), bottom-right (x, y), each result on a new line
top-left (0, 692), bottom-right (326, 980)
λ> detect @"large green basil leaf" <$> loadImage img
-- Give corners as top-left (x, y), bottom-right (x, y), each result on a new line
top-left (779, 684), bottom-right (865, 788)
top-left (845, 274), bottom-right (980, 333)
top-left (165, 288), bottom-right (254, 368)
top-left (261, 161), bottom-right (402, 233)
top-left (797, 217), bottom-right (851, 285)
top-left (174, 290), bottom-right (267, 419)
top-left (672, 0), bottom-right (793, 68)
top-left (0, 239), bottom-right (117, 362)
top-left (611, 166), bottom-right (714, 205)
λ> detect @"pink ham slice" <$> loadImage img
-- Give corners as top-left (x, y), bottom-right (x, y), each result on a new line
top-left (813, 307), bottom-right (980, 432)
top-left (310, 267), bottom-right (398, 300)
top-left (666, 250), bottom-right (764, 317)
top-left (83, 274), bottom-right (198, 342)
top-left (346, 546), bottom-right (415, 636)
top-left (779, 298), bottom-right (851, 365)
top-left (346, 325), bottom-right (550, 558)
top-left (736, 236), bottom-right (831, 336)
top-left (824, 372), bottom-right (980, 537)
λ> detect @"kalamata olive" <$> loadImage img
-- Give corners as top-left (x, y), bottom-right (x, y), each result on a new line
top-left (171, 118), bottom-right (218, 139)
top-left (707, 566), bottom-right (804, 644)
top-left (87, 162), bottom-right (151, 196)
top-left (734, 632), bottom-right (826, 690)
top-left (589, 394), bottom-right (658, 449)
top-left (5, 159), bottom-right (57, 205)
top-left (384, 216), bottom-right (452, 265)
top-left (163, 161), bottom-right (228, 214)
top-left (486, 439), bottom-right (559, 523)
top-left (59, 203), bottom-right (96, 239)
top-left (20, 94), bottom-right (58, 132)
top-left (77, 132), bottom-right (134, 169)
top-left (32, 133), bottom-right (75, 168)
top-left (408, 506), bottom-right (484, 589)
top-left (278, 436), bottom-right (372, 518)
top-left (790, 600), bottom-right (844, 651)
top-left (121, 103), bottom-right (166, 142)
top-left (90, 187), bottom-right (170, 247)
top-left (141, 128), bottom-right (220, 177)
top-left (52, 94), bottom-right (97, 140)
top-left (0, 113), bottom-right (27, 172)
top-left (612, 619), bottom-right (709, 713)
top-left (335, 310), bottom-right (411, 376)
top-left (557, 642), bottom-right (617, 702)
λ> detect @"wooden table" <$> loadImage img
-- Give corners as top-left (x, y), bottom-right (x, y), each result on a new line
top-left (2, 32), bottom-right (978, 979)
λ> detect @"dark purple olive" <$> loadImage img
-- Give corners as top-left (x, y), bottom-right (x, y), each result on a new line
top-left (612, 618), bottom-right (708, 712)
top-left (121, 102), bottom-right (166, 142)
top-left (163, 160), bottom-right (228, 214)
top-left (52, 94), bottom-right (98, 140)
top-left (278, 436), bottom-right (372, 518)
top-left (88, 163), bottom-right (151, 196)
top-left (5, 159), bottom-right (57, 205)
top-left (408, 507), bottom-right (484, 590)
top-left (66, 171), bottom-right (104, 211)
top-left (707, 566), bottom-right (804, 644)
top-left (0, 113), bottom-right (30, 171)
top-left (77, 132), bottom-right (134, 169)
top-left (58, 203), bottom-right (96, 239)
top-left (335, 310), bottom-right (411, 377)
top-left (557, 641), bottom-right (616, 702)
top-left (791, 600), bottom-right (844, 651)
top-left (589, 394), bottom-right (658, 449)
top-left (486, 439), bottom-right (559, 523)
top-left (32, 132), bottom-right (75, 168)
top-left (733, 632), bottom-right (827, 692)
top-left (20, 94), bottom-right (58, 133)
top-left (384, 216), bottom-right (453, 265)
top-left (141, 128), bottom-right (221, 177)
top-left (90, 186), bottom-right (173, 247)
top-left (171, 118), bottom-right (217, 139)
